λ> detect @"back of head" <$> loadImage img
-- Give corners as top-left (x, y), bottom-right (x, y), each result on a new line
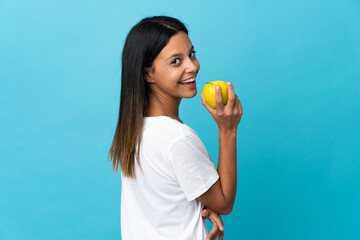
top-left (109, 16), bottom-right (188, 178)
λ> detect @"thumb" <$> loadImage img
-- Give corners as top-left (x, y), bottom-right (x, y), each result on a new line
top-left (202, 209), bottom-right (210, 218)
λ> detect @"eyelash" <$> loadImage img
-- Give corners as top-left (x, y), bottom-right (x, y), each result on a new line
top-left (171, 50), bottom-right (197, 65)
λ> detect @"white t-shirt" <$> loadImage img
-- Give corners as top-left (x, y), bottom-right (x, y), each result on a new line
top-left (121, 116), bottom-right (219, 240)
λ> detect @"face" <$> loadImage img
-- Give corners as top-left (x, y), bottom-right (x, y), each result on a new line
top-left (145, 31), bottom-right (200, 101)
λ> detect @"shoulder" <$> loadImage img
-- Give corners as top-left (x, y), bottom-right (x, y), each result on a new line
top-left (140, 116), bottom-right (205, 162)
top-left (143, 116), bottom-right (197, 139)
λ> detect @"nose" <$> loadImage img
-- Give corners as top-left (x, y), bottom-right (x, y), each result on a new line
top-left (185, 57), bottom-right (200, 74)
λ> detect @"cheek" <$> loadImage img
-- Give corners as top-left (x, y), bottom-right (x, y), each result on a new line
top-left (155, 67), bottom-right (171, 81)
top-left (155, 68), bottom-right (182, 88)
top-left (164, 68), bottom-right (183, 83)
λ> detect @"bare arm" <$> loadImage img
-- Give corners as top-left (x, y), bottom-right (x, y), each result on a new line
top-left (197, 82), bottom-right (243, 215)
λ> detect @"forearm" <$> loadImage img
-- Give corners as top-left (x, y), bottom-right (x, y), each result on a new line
top-left (198, 82), bottom-right (243, 215)
top-left (217, 128), bottom-right (237, 210)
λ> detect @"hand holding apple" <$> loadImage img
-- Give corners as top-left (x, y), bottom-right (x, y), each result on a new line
top-left (202, 80), bottom-right (228, 109)
top-left (201, 81), bottom-right (243, 132)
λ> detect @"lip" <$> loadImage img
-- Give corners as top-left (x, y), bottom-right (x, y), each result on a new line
top-left (178, 76), bottom-right (197, 83)
top-left (180, 81), bottom-right (196, 88)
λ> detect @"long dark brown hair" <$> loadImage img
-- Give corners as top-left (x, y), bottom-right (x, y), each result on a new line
top-left (108, 16), bottom-right (188, 178)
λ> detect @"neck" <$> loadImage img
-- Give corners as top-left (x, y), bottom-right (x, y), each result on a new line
top-left (145, 91), bottom-right (182, 123)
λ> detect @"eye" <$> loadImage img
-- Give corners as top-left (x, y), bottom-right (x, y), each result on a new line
top-left (171, 58), bottom-right (181, 65)
top-left (190, 50), bottom-right (196, 58)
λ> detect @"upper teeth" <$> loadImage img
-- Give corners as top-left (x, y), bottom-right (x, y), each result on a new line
top-left (180, 78), bottom-right (195, 84)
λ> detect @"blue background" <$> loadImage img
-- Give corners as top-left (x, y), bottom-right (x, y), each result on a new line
top-left (1, 0), bottom-right (359, 239)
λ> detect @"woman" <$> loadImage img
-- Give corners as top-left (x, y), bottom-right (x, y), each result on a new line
top-left (109, 16), bottom-right (243, 239)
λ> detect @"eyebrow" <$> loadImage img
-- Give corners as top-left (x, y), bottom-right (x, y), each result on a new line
top-left (165, 46), bottom-right (194, 62)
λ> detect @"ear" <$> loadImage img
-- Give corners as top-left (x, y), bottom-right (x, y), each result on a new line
top-left (144, 67), bottom-right (155, 83)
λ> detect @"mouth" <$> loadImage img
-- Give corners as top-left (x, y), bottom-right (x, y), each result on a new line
top-left (179, 77), bottom-right (196, 84)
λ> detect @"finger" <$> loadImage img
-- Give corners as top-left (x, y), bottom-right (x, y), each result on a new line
top-left (206, 224), bottom-right (219, 240)
top-left (233, 96), bottom-right (243, 116)
top-left (204, 208), bottom-right (224, 232)
top-left (215, 85), bottom-right (224, 113)
top-left (219, 231), bottom-right (224, 240)
top-left (201, 93), bottom-right (216, 115)
top-left (233, 96), bottom-right (239, 112)
top-left (212, 215), bottom-right (224, 232)
top-left (226, 82), bottom-right (236, 108)
top-left (202, 209), bottom-right (210, 218)
top-left (209, 230), bottom-right (221, 240)
top-left (207, 209), bottom-right (224, 231)
top-left (214, 230), bottom-right (221, 240)
top-left (237, 97), bottom-right (243, 113)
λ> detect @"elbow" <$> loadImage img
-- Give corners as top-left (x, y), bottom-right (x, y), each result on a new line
top-left (220, 206), bottom-right (233, 215)
top-left (218, 203), bottom-right (234, 215)
top-left (220, 196), bottom-right (235, 215)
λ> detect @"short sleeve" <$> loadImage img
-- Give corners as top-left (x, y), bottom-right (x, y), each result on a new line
top-left (167, 132), bottom-right (219, 201)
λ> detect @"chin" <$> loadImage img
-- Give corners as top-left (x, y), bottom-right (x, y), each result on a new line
top-left (183, 89), bottom-right (197, 98)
